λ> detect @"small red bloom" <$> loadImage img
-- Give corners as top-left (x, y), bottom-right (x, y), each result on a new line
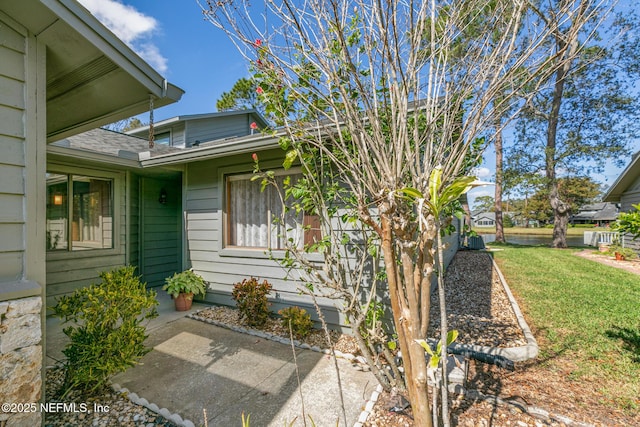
top-left (255, 39), bottom-right (262, 47)
top-left (252, 153), bottom-right (258, 162)
top-left (256, 86), bottom-right (264, 95)
top-left (256, 59), bottom-right (263, 67)
top-left (250, 122), bottom-right (258, 130)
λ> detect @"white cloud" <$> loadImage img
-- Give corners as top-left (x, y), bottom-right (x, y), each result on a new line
top-left (137, 43), bottom-right (168, 74)
top-left (473, 167), bottom-right (492, 179)
top-left (79, 0), bottom-right (168, 73)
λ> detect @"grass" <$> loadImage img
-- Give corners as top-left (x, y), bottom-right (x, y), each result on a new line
top-left (473, 226), bottom-right (596, 236)
top-left (490, 243), bottom-right (640, 411)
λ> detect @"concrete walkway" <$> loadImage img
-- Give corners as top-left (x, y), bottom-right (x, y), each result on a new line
top-left (46, 291), bottom-right (376, 427)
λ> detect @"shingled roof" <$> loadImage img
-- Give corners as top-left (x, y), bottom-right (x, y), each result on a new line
top-left (571, 202), bottom-right (619, 222)
top-left (51, 128), bottom-right (182, 158)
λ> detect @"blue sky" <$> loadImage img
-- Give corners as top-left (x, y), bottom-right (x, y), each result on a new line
top-left (79, 0), bottom-right (249, 117)
top-left (79, 0), bottom-right (638, 209)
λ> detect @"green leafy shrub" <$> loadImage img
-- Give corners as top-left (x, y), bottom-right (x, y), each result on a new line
top-left (503, 215), bottom-right (515, 228)
top-left (278, 306), bottom-right (314, 338)
top-left (607, 245), bottom-right (638, 260)
top-left (52, 266), bottom-right (158, 396)
top-left (612, 203), bottom-right (640, 240)
top-left (163, 269), bottom-right (207, 299)
top-left (232, 277), bottom-right (273, 327)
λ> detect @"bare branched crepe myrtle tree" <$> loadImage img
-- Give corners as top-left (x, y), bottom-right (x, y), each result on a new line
top-left (199, 0), bottom-right (592, 424)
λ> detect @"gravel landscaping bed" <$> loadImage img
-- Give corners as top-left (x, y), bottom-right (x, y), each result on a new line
top-left (191, 305), bottom-right (361, 356)
top-left (192, 250), bottom-right (528, 353)
top-left (429, 250), bottom-right (527, 348)
top-left (44, 365), bottom-right (178, 427)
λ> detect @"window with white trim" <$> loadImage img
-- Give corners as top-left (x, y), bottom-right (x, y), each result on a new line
top-left (226, 171), bottom-right (321, 250)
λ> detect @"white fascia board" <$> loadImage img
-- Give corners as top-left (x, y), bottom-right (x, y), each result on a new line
top-left (603, 154), bottom-right (640, 202)
top-left (140, 137), bottom-right (281, 167)
top-left (47, 145), bottom-right (142, 169)
top-left (41, 0), bottom-right (183, 100)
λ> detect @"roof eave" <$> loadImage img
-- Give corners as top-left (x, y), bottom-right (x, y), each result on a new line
top-left (6, 0), bottom-right (184, 142)
top-left (140, 136), bottom-right (281, 167)
top-left (126, 109), bottom-right (270, 135)
top-left (47, 145), bottom-right (143, 168)
top-left (603, 153), bottom-right (640, 202)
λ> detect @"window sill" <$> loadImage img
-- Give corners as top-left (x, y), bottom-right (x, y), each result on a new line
top-left (46, 247), bottom-right (121, 261)
top-left (220, 247), bottom-right (324, 262)
top-left (0, 280), bottom-right (42, 302)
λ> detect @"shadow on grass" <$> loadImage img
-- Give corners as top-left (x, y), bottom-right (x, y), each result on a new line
top-left (606, 326), bottom-right (640, 363)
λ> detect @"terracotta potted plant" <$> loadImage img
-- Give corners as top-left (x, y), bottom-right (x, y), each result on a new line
top-left (614, 247), bottom-right (637, 262)
top-left (163, 269), bottom-right (207, 311)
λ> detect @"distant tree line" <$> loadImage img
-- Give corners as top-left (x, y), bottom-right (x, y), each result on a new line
top-left (473, 176), bottom-right (602, 226)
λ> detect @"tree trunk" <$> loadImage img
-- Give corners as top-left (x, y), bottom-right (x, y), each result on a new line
top-left (436, 232), bottom-right (450, 427)
top-left (494, 119), bottom-right (505, 243)
top-left (546, 23), bottom-right (581, 248)
top-left (546, 60), bottom-right (568, 248)
top-left (461, 199), bottom-right (472, 247)
top-left (550, 178), bottom-right (570, 248)
top-left (379, 216), bottom-right (433, 427)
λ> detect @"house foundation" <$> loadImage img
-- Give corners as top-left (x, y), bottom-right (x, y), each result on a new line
top-left (0, 296), bottom-right (43, 426)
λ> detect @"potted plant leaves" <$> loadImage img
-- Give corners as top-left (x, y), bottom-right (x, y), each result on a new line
top-left (163, 269), bottom-right (207, 311)
top-left (610, 245), bottom-right (637, 261)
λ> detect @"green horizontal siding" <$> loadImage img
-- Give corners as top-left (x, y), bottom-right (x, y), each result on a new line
top-left (139, 176), bottom-right (182, 287)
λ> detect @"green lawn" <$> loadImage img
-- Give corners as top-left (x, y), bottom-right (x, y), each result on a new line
top-left (490, 244), bottom-right (640, 411)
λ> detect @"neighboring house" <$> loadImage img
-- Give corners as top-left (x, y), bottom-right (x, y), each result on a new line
top-left (472, 211), bottom-right (524, 227)
top-left (46, 114), bottom-right (463, 330)
top-left (570, 202), bottom-right (619, 226)
top-left (0, 1), bottom-right (182, 425)
top-left (127, 110), bottom-right (269, 148)
top-left (472, 212), bottom-right (496, 227)
top-left (603, 151), bottom-right (640, 251)
top-left (471, 211), bottom-right (541, 228)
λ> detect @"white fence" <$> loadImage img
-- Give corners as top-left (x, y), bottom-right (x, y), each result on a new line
top-left (583, 231), bottom-right (620, 247)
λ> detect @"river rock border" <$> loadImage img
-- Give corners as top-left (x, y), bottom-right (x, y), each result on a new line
top-left (353, 384), bottom-right (383, 427)
top-left (109, 382), bottom-right (196, 427)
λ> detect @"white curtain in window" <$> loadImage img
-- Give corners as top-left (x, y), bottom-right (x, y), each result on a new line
top-left (229, 174), bottom-right (302, 249)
